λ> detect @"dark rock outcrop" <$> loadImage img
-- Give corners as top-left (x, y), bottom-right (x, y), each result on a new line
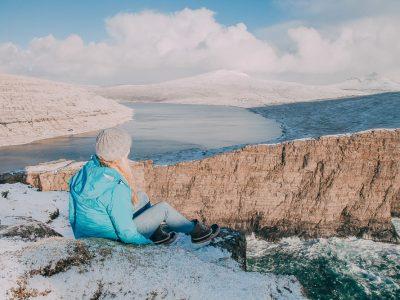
top-left (210, 228), bottom-right (247, 270)
top-left (0, 217), bottom-right (62, 241)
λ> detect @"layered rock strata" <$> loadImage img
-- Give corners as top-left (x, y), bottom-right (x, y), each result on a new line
top-left (1, 129), bottom-right (399, 243)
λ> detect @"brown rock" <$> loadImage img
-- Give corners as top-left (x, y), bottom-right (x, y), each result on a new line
top-left (1, 129), bottom-right (399, 242)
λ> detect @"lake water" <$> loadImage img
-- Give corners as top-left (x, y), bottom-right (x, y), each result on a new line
top-left (250, 92), bottom-right (400, 142)
top-left (0, 102), bottom-right (281, 173)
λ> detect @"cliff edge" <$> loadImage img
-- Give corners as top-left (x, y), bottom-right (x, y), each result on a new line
top-left (2, 129), bottom-right (399, 243)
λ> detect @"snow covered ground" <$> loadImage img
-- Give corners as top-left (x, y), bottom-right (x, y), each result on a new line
top-left (0, 183), bottom-right (304, 299)
top-left (97, 70), bottom-right (400, 108)
top-left (0, 73), bottom-right (133, 147)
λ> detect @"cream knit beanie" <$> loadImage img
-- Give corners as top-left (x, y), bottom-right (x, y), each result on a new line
top-left (95, 128), bottom-right (131, 161)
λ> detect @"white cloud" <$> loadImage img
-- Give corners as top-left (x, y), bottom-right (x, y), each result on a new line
top-left (0, 7), bottom-right (399, 84)
top-left (278, 16), bottom-right (400, 80)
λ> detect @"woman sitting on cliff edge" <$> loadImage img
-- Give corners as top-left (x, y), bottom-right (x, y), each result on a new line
top-left (69, 128), bottom-right (219, 245)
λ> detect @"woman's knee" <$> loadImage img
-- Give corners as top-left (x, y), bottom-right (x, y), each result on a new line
top-left (137, 191), bottom-right (150, 204)
top-left (154, 201), bottom-right (177, 215)
top-left (155, 201), bottom-right (170, 209)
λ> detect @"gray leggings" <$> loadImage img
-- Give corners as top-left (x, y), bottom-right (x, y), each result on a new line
top-left (132, 192), bottom-right (195, 239)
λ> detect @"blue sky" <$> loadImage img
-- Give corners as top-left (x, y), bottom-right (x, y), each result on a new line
top-left (0, 0), bottom-right (292, 46)
top-left (0, 0), bottom-right (399, 84)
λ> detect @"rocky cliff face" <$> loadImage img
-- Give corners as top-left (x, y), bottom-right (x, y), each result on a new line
top-left (2, 129), bottom-right (399, 243)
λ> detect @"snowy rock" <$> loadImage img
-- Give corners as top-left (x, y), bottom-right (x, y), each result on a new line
top-left (0, 237), bottom-right (304, 299)
top-left (0, 73), bottom-right (133, 147)
top-left (0, 183), bottom-right (73, 237)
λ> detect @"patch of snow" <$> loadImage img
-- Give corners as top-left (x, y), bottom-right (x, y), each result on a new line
top-left (0, 183), bottom-right (72, 237)
top-left (25, 159), bottom-right (84, 174)
top-left (0, 73), bottom-right (133, 147)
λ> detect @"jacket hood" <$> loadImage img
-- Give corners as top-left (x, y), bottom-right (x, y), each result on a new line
top-left (70, 155), bottom-right (129, 199)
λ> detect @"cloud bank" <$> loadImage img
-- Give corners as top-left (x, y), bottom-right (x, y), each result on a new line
top-left (0, 7), bottom-right (399, 84)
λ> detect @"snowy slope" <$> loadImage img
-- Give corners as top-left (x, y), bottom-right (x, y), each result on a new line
top-left (97, 70), bottom-right (400, 108)
top-left (0, 73), bottom-right (133, 147)
top-left (0, 183), bottom-right (304, 299)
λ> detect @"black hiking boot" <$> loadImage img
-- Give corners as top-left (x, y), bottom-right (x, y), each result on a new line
top-left (150, 225), bottom-right (177, 245)
top-left (190, 220), bottom-right (220, 244)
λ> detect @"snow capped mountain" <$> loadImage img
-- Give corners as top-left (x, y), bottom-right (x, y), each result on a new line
top-left (97, 70), bottom-right (345, 107)
top-left (98, 70), bottom-right (399, 108)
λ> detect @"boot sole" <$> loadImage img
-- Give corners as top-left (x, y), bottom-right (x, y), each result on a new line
top-left (162, 232), bottom-right (178, 245)
top-left (191, 224), bottom-right (220, 244)
top-left (154, 232), bottom-right (177, 245)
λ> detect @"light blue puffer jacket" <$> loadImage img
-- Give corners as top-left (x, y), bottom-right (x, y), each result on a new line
top-left (68, 155), bottom-right (151, 245)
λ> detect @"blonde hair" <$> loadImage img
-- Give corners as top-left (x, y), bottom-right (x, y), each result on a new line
top-left (98, 156), bottom-right (139, 205)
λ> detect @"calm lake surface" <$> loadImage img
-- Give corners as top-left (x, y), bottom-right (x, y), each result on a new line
top-left (0, 102), bottom-right (281, 173)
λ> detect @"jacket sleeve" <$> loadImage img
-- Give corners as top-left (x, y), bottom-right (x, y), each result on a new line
top-left (68, 194), bottom-right (76, 232)
top-left (108, 183), bottom-right (152, 245)
top-left (68, 177), bottom-right (77, 233)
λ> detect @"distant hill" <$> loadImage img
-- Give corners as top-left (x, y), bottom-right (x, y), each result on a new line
top-left (97, 70), bottom-right (399, 108)
top-left (333, 73), bottom-right (400, 93)
top-left (0, 73), bottom-right (133, 147)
